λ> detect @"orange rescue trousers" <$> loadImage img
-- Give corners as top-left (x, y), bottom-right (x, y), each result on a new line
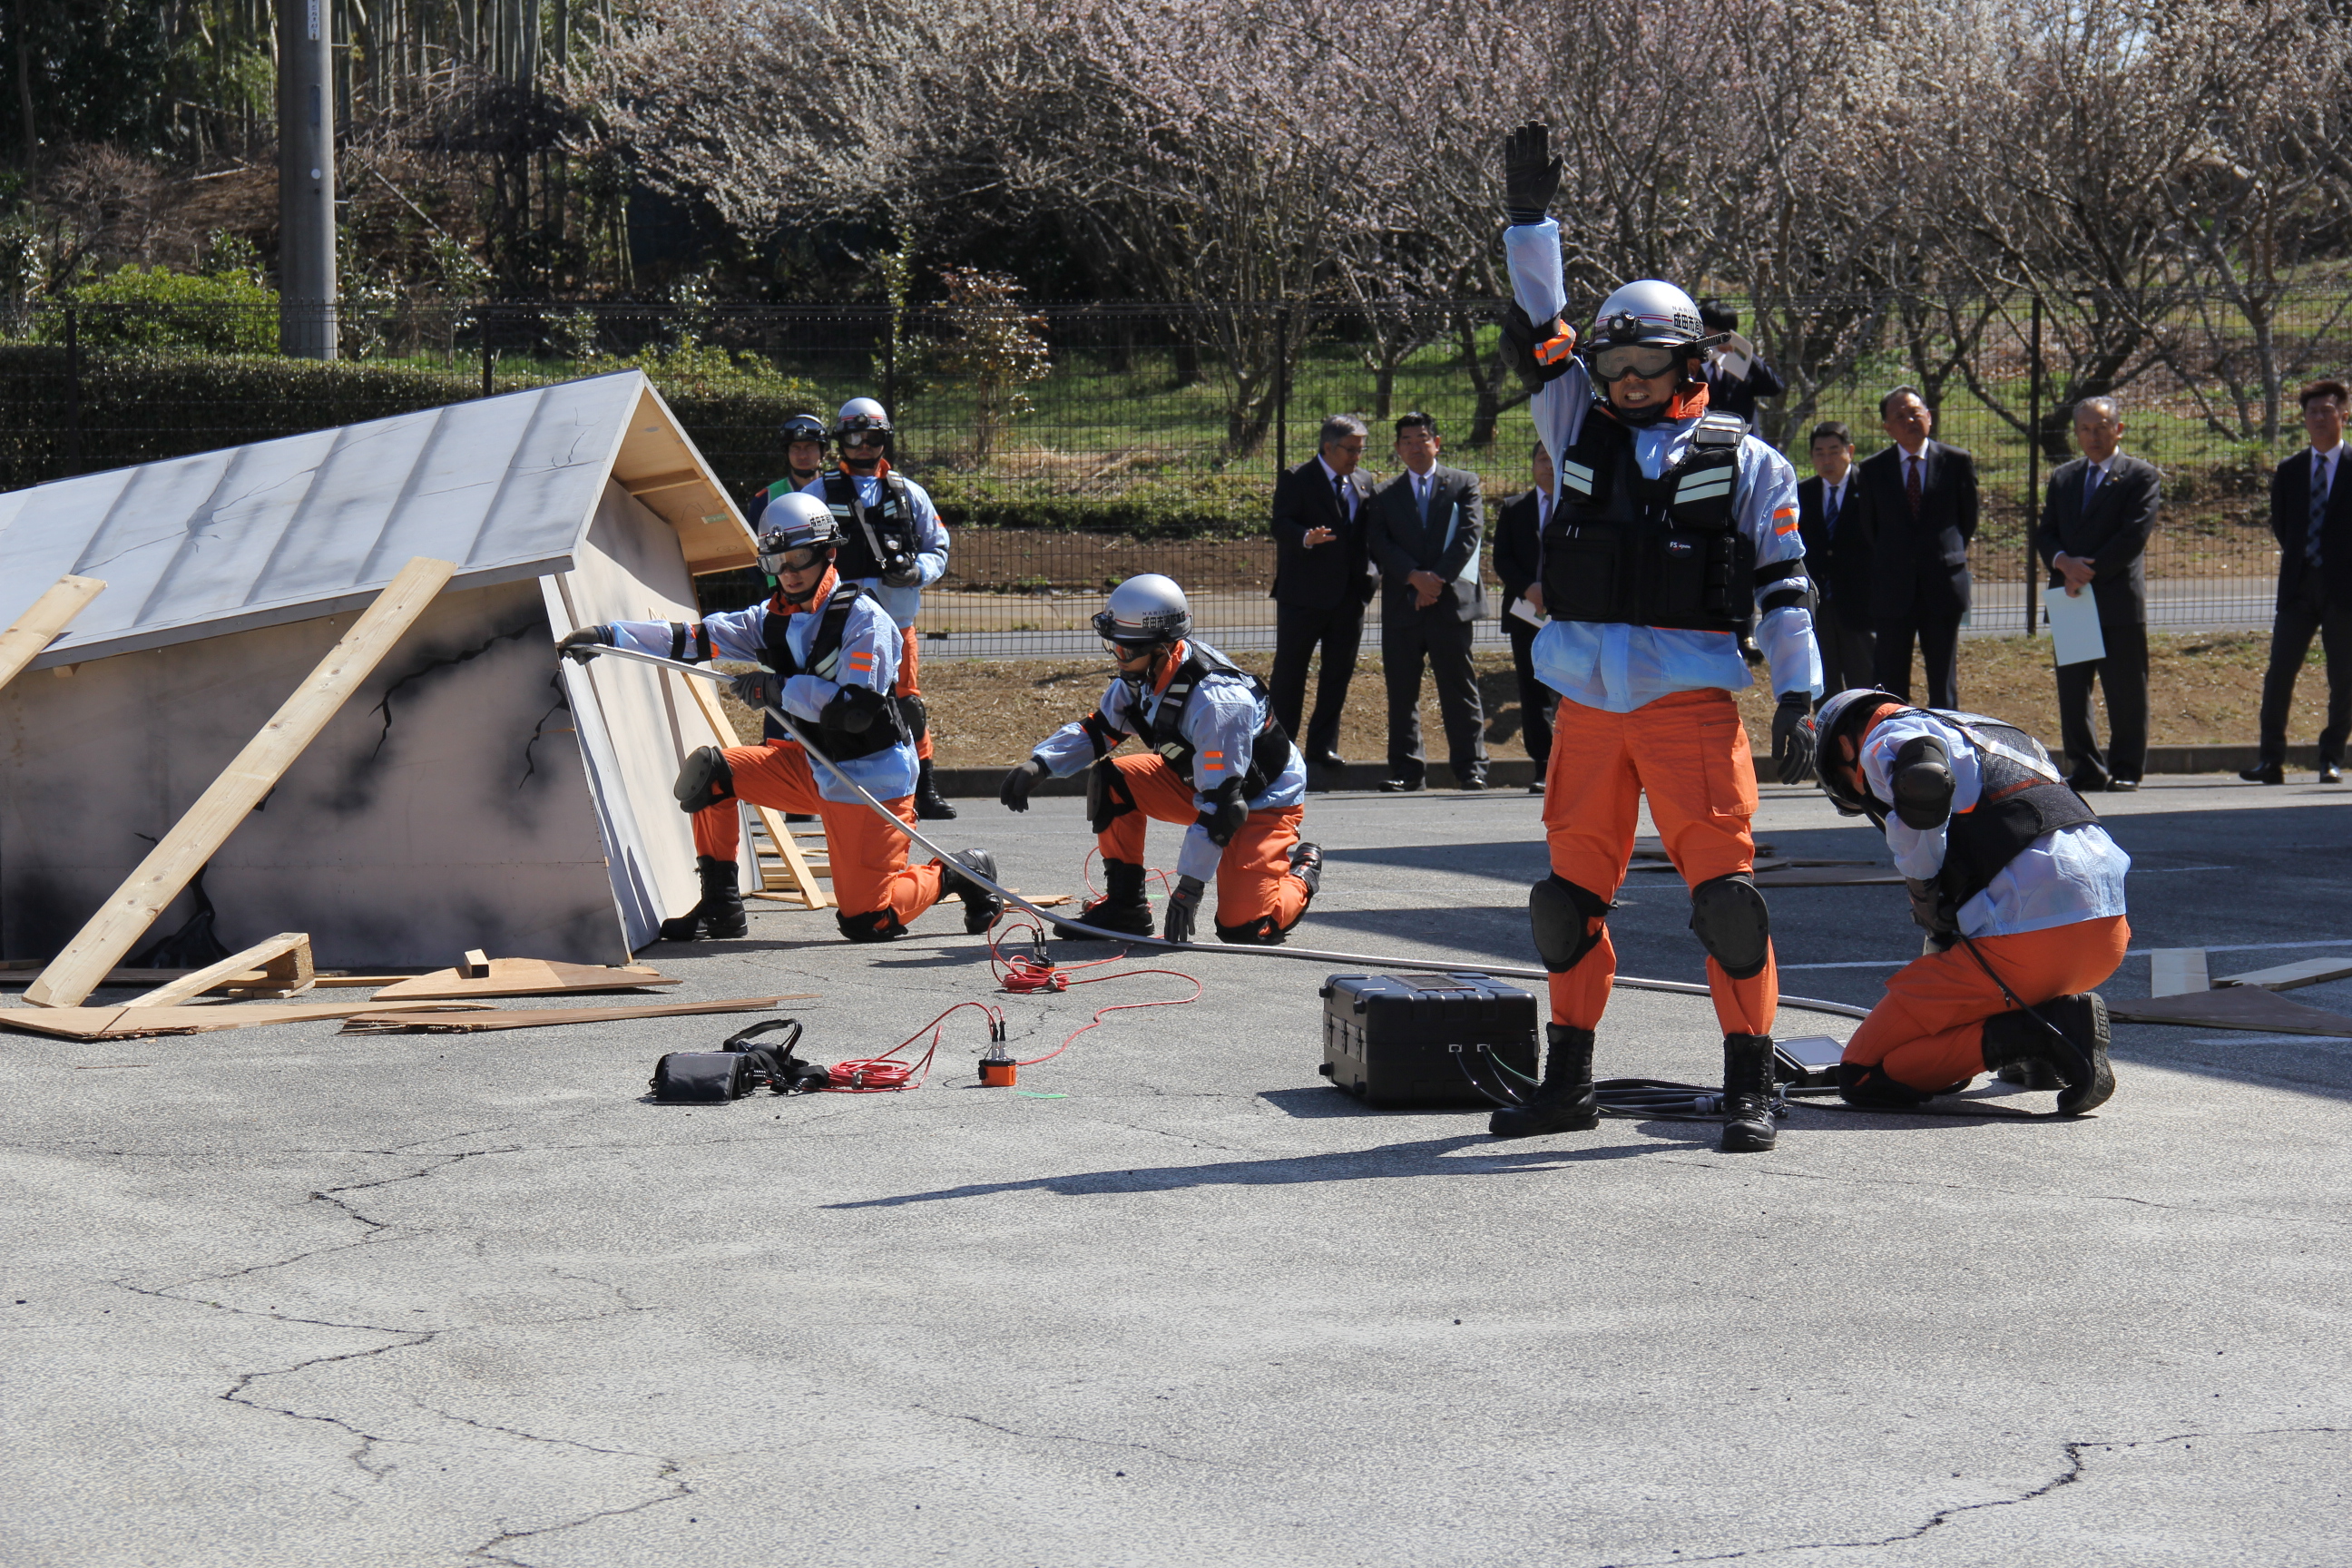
top-left (1842, 915), bottom-right (2131, 1092)
top-left (1098, 752), bottom-right (1312, 943)
top-left (1541, 687), bottom-right (1777, 1036)
top-left (897, 623), bottom-right (932, 762)
top-left (689, 740), bottom-right (946, 939)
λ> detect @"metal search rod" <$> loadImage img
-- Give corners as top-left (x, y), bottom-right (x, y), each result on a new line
top-left (574, 642), bottom-right (1869, 1024)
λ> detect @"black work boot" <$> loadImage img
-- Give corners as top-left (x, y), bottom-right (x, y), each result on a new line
top-left (1288, 840), bottom-right (1324, 899)
top-left (1996, 1060), bottom-right (2063, 1090)
top-left (1057, 858), bottom-right (1155, 937)
top-left (1982, 993), bottom-right (2113, 1115)
top-left (1488, 1024), bottom-right (1600, 1138)
top-left (661, 855), bottom-right (748, 941)
top-left (1720, 1033), bottom-right (1779, 1152)
top-left (914, 759), bottom-right (958, 820)
top-left (936, 849), bottom-right (1004, 935)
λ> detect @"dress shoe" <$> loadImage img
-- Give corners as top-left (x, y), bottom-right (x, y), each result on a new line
top-left (1527, 780), bottom-right (1546, 796)
top-left (2067, 771), bottom-right (2111, 795)
top-left (2105, 778), bottom-right (2140, 792)
top-left (2323, 763), bottom-right (2344, 785)
top-left (1455, 774), bottom-right (1489, 792)
top-left (2239, 761), bottom-right (2286, 785)
top-left (1379, 776), bottom-right (1425, 793)
top-left (1306, 750), bottom-right (1346, 770)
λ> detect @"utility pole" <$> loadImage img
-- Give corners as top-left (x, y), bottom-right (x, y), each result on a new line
top-left (278, 0), bottom-right (338, 359)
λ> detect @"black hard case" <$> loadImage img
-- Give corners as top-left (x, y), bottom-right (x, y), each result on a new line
top-left (1318, 973), bottom-right (1540, 1108)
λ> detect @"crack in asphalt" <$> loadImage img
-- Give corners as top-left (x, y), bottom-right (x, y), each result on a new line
top-left (922, 1406), bottom-right (1210, 1465)
top-left (466, 1461), bottom-right (694, 1567)
top-left (1596, 1426), bottom-right (2352, 1566)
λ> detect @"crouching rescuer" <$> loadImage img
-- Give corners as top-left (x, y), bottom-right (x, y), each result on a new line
top-left (555, 494), bottom-right (1001, 944)
top-left (1812, 690), bottom-right (2128, 1114)
top-left (998, 574), bottom-right (1324, 945)
top-left (1493, 122), bottom-right (1823, 1154)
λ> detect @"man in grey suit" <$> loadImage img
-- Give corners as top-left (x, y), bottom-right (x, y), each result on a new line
top-left (1367, 411), bottom-right (1488, 790)
top-left (2034, 395), bottom-right (2161, 790)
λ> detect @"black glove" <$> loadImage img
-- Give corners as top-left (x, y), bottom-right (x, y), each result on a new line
top-left (1503, 121), bottom-right (1563, 225)
top-left (1163, 876), bottom-right (1204, 945)
top-left (1199, 790), bottom-right (1250, 848)
top-left (880, 558), bottom-right (924, 588)
top-left (729, 670), bottom-right (774, 710)
top-left (1500, 302), bottom-right (1576, 395)
top-left (556, 626), bottom-right (612, 663)
top-left (1905, 877), bottom-right (1959, 939)
top-left (1770, 693), bottom-right (1817, 785)
top-left (1000, 757), bottom-right (1048, 812)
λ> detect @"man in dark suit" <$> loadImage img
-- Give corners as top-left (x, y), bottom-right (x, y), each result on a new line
top-left (2034, 396), bottom-right (2161, 791)
top-left (2243, 379), bottom-right (2352, 785)
top-left (1697, 299), bottom-right (1786, 431)
top-left (1491, 440), bottom-right (1554, 793)
top-left (1269, 413), bottom-right (1377, 778)
top-left (1861, 386), bottom-right (1978, 708)
top-left (1796, 420), bottom-right (1875, 701)
top-left (1366, 411), bottom-right (1487, 790)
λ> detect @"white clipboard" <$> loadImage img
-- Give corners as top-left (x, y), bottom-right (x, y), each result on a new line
top-left (2043, 586), bottom-right (2107, 666)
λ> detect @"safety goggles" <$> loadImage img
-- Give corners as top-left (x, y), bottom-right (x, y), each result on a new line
top-left (1102, 639), bottom-right (1156, 665)
top-left (1587, 343), bottom-right (1684, 383)
top-left (838, 431), bottom-right (887, 449)
top-left (760, 545), bottom-right (828, 576)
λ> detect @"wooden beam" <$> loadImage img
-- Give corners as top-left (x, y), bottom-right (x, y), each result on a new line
top-left (130, 934), bottom-right (313, 1008)
top-left (338, 995), bottom-right (813, 1034)
top-left (622, 469), bottom-right (705, 497)
top-left (367, 957), bottom-right (680, 1001)
top-left (24, 557), bottom-right (456, 1009)
top-left (0, 574), bottom-right (104, 694)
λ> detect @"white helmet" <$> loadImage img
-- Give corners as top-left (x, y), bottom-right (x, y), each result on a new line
top-left (1093, 573), bottom-right (1191, 647)
top-left (834, 397), bottom-right (891, 441)
top-left (1589, 279), bottom-right (1707, 349)
top-left (757, 492), bottom-right (840, 574)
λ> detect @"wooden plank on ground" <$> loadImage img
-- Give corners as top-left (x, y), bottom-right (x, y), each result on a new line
top-left (368, 958), bottom-right (682, 1002)
top-left (2107, 987), bottom-right (2352, 1035)
top-left (131, 934), bottom-right (313, 1007)
top-left (2149, 949), bottom-right (2210, 998)
top-left (0, 1000), bottom-right (491, 1041)
top-left (0, 573), bottom-right (104, 694)
top-left (679, 669), bottom-right (829, 908)
top-left (2213, 956), bottom-right (2352, 993)
top-left (24, 558), bottom-right (456, 1009)
top-left (338, 994), bottom-right (814, 1034)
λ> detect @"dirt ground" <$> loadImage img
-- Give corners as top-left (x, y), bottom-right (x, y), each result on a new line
top-left (716, 631), bottom-right (2331, 769)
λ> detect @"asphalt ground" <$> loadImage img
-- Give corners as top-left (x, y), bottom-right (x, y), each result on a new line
top-left (5, 775), bottom-right (2349, 1566)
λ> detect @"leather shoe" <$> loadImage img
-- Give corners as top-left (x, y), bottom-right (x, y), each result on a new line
top-left (2067, 771), bottom-right (2111, 794)
top-left (1306, 750), bottom-right (1346, 770)
top-left (2239, 761), bottom-right (2286, 785)
top-left (1379, 777), bottom-right (1425, 793)
top-left (1527, 780), bottom-right (1546, 796)
top-left (2105, 779), bottom-right (2139, 792)
top-left (2323, 763), bottom-right (2344, 785)
top-left (1455, 774), bottom-right (1489, 792)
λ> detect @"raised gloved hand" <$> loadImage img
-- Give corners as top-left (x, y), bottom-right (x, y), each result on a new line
top-left (1200, 789), bottom-right (1250, 848)
top-left (1905, 877), bottom-right (1959, 940)
top-left (1770, 693), bottom-right (1817, 785)
top-left (556, 625), bottom-right (612, 663)
top-left (1162, 875), bottom-right (1205, 945)
top-left (729, 670), bottom-right (774, 710)
top-left (1502, 121), bottom-right (1563, 225)
top-left (1000, 757), bottom-right (1049, 812)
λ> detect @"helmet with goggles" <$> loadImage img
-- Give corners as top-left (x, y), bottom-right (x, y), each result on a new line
top-left (1585, 279), bottom-right (1718, 384)
top-left (834, 396), bottom-right (892, 449)
top-left (1810, 687), bottom-right (1904, 816)
top-left (779, 412), bottom-right (828, 449)
top-left (757, 492), bottom-right (841, 577)
top-left (1092, 573), bottom-right (1191, 652)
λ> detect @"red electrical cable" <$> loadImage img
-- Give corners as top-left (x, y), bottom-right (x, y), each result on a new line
top-left (988, 913), bottom-right (1130, 994)
top-left (1015, 967), bottom-right (1204, 1068)
top-left (823, 999), bottom-right (1002, 1093)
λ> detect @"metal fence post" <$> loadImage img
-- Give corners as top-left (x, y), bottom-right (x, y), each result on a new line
top-left (2024, 293), bottom-right (2042, 633)
top-left (1274, 303), bottom-right (1293, 474)
top-left (481, 307), bottom-right (495, 397)
top-left (64, 304), bottom-right (81, 478)
top-left (881, 308), bottom-right (897, 424)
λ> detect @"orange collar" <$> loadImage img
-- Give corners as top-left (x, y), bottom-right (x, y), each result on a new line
top-left (1151, 640), bottom-right (1189, 696)
top-left (769, 564), bottom-right (840, 617)
top-left (838, 456), bottom-right (892, 478)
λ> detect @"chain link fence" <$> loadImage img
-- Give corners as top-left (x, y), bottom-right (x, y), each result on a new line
top-left (0, 287), bottom-right (2341, 658)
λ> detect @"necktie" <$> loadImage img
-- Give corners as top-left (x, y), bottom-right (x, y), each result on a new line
top-left (1332, 470), bottom-right (1348, 524)
top-left (1906, 454), bottom-right (1923, 515)
top-left (1416, 473), bottom-right (1431, 523)
top-left (1824, 484), bottom-right (1840, 541)
top-left (2084, 464), bottom-right (2102, 507)
top-left (2312, 452), bottom-right (2331, 567)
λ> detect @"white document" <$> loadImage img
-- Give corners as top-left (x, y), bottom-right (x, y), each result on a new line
top-left (1509, 595), bottom-right (1548, 627)
top-left (2043, 585), bottom-right (2107, 666)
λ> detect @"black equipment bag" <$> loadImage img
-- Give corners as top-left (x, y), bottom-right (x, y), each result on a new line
top-left (1319, 973), bottom-right (1539, 1108)
top-left (649, 1019), bottom-right (825, 1102)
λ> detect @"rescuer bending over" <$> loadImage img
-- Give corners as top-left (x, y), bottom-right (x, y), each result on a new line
top-left (998, 574), bottom-right (1324, 946)
top-left (1811, 690), bottom-right (2127, 1113)
top-left (557, 495), bottom-right (1000, 945)
top-left (1492, 122), bottom-right (1823, 1153)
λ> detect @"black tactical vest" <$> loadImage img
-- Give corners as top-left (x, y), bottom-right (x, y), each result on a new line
top-left (757, 583), bottom-right (906, 760)
top-left (1132, 642), bottom-right (1296, 798)
top-left (820, 471), bottom-right (920, 583)
top-left (1541, 408), bottom-right (1753, 632)
top-left (1865, 710), bottom-right (2099, 907)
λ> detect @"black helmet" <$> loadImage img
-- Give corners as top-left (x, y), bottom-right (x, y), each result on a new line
top-left (779, 412), bottom-right (827, 448)
top-left (1811, 687), bottom-right (1904, 816)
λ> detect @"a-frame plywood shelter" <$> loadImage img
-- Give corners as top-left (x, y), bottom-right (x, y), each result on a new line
top-left (0, 370), bottom-right (772, 966)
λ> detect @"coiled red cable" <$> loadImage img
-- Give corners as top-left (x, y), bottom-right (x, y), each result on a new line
top-left (823, 999), bottom-right (1003, 1093)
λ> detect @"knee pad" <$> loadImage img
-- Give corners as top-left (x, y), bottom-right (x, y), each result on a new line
top-left (1689, 872), bottom-right (1770, 980)
top-left (1215, 914), bottom-right (1286, 946)
top-left (674, 745), bottom-right (736, 814)
top-left (1836, 1061), bottom-right (1931, 1108)
top-left (1086, 757), bottom-right (1136, 835)
top-left (896, 692), bottom-right (928, 744)
top-left (1529, 875), bottom-right (1610, 974)
top-left (835, 908), bottom-right (907, 944)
